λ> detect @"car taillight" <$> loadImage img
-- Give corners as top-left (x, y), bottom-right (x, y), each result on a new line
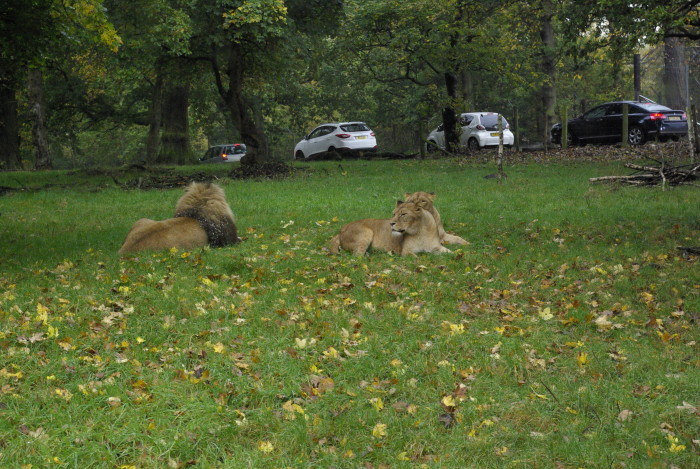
top-left (650, 113), bottom-right (665, 120)
top-left (476, 125), bottom-right (486, 130)
top-left (335, 133), bottom-right (351, 138)
top-left (370, 132), bottom-right (375, 136)
top-left (221, 153), bottom-right (228, 159)
top-left (683, 113), bottom-right (687, 119)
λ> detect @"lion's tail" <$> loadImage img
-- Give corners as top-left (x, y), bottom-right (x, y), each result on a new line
top-left (328, 234), bottom-right (341, 254)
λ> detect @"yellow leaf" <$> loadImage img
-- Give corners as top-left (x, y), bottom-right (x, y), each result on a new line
top-left (258, 441), bottom-right (274, 453)
top-left (538, 307), bottom-right (553, 320)
top-left (212, 342), bottom-right (225, 354)
top-left (369, 397), bottom-right (384, 411)
top-left (372, 423), bottom-right (387, 439)
top-left (442, 395), bottom-right (457, 408)
top-left (36, 303), bottom-right (49, 325)
top-left (397, 451), bottom-right (410, 461)
top-left (577, 352), bottom-right (588, 367)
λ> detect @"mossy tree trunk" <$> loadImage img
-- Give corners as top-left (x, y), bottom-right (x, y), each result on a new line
top-left (157, 77), bottom-right (191, 165)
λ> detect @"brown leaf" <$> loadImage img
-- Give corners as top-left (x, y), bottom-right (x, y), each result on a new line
top-left (438, 413), bottom-right (456, 429)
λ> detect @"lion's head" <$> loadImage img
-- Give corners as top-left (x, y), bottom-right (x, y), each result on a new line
top-left (390, 201), bottom-right (422, 235)
top-left (404, 191), bottom-right (436, 211)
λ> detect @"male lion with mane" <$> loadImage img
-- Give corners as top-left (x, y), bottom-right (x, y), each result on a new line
top-left (329, 200), bottom-right (450, 256)
top-left (402, 191), bottom-right (468, 245)
top-left (119, 182), bottom-right (240, 255)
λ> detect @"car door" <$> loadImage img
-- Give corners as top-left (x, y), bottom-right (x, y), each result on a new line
top-left (458, 114), bottom-right (475, 146)
top-left (305, 126), bottom-right (331, 155)
top-left (601, 103), bottom-right (622, 142)
top-left (576, 105), bottom-right (608, 142)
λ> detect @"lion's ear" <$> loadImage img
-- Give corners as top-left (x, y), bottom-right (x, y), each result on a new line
top-left (396, 200), bottom-right (404, 207)
top-left (428, 192), bottom-right (436, 199)
top-left (404, 192), bottom-right (412, 198)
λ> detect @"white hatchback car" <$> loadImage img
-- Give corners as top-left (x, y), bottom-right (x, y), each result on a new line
top-left (294, 122), bottom-right (377, 159)
top-left (426, 112), bottom-right (514, 152)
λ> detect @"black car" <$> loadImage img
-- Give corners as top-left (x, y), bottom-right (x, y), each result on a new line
top-left (551, 101), bottom-right (688, 146)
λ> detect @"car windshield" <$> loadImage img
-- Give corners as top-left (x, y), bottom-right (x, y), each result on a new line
top-left (479, 114), bottom-right (509, 130)
top-left (340, 123), bottom-right (370, 132)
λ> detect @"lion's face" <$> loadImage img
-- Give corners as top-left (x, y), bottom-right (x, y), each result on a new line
top-left (404, 191), bottom-right (436, 211)
top-left (390, 202), bottom-right (421, 235)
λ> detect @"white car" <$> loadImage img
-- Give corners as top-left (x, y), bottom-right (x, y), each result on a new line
top-left (294, 122), bottom-right (377, 159)
top-left (426, 112), bottom-right (514, 152)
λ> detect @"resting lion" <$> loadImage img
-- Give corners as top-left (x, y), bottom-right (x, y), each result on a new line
top-left (329, 200), bottom-right (450, 256)
top-left (402, 191), bottom-right (468, 245)
top-left (119, 182), bottom-right (240, 255)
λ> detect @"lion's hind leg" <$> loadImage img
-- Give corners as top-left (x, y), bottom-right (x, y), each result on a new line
top-left (441, 233), bottom-right (468, 245)
top-left (341, 226), bottom-right (374, 256)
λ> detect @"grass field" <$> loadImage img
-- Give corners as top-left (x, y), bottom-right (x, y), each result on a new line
top-left (0, 157), bottom-right (698, 468)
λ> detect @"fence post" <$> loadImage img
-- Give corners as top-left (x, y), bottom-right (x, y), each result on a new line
top-left (622, 103), bottom-right (629, 147)
top-left (497, 114), bottom-right (504, 183)
top-left (515, 108), bottom-right (521, 152)
top-left (690, 104), bottom-right (698, 163)
top-left (562, 108), bottom-right (568, 149)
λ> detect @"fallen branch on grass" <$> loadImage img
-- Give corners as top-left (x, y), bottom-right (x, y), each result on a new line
top-left (589, 161), bottom-right (700, 186)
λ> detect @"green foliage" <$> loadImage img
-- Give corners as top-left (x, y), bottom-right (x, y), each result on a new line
top-left (0, 159), bottom-right (699, 467)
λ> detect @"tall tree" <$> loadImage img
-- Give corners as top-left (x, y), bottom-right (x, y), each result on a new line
top-left (0, 0), bottom-right (120, 170)
top-left (27, 68), bottom-right (52, 169)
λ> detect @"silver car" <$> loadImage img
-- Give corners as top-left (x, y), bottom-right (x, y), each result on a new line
top-left (199, 144), bottom-right (246, 163)
top-left (426, 112), bottom-right (515, 152)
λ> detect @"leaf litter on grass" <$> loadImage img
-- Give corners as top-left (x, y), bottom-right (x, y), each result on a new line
top-left (1, 158), bottom-right (699, 467)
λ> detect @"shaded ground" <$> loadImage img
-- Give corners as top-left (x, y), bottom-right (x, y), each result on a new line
top-left (0, 142), bottom-right (695, 193)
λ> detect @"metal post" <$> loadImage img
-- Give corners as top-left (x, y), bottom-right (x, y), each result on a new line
top-left (634, 54), bottom-right (641, 102)
top-left (497, 114), bottom-right (504, 182)
top-left (562, 108), bottom-right (568, 149)
top-left (622, 103), bottom-right (629, 147)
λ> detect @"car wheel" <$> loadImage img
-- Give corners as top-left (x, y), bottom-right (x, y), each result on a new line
top-left (295, 150), bottom-right (305, 160)
top-left (328, 146), bottom-right (336, 153)
top-left (467, 138), bottom-right (480, 151)
top-left (566, 131), bottom-right (575, 146)
top-left (426, 140), bottom-right (438, 153)
top-left (628, 126), bottom-right (646, 145)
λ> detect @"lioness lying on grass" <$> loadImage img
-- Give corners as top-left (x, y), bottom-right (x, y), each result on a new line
top-left (329, 200), bottom-right (450, 256)
top-left (402, 191), bottom-right (468, 246)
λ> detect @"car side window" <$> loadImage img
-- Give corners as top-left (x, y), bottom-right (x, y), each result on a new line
top-left (605, 104), bottom-right (621, 115)
top-left (308, 128), bottom-right (324, 139)
top-left (458, 115), bottom-right (473, 126)
top-left (322, 126), bottom-right (336, 136)
top-left (584, 107), bottom-right (607, 119)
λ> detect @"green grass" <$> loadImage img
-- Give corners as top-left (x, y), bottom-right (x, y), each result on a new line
top-left (0, 158), bottom-right (698, 468)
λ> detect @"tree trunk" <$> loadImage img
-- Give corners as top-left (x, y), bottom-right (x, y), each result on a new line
top-left (443, 71), bottom-right (460, 153)
top-left (157, 78), bottom-right (191, 165)
top-left (0, 76), bottom-right (21, 170)
top-left (460, 70), bottom-right (474, 111)
top-left (212, 43), bottom-right (270, 165)
top-left (663, 36), bottom-right (686, 110)
top-left (145, 65), bottom-right (164, 164)
top-left (27, 68), bottom-right (52, 170)
top-left (539, 0), bottom-right (557, 146)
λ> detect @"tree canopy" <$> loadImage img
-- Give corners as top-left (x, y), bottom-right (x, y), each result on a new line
top-left (1, 0), bottom-right (698, 169)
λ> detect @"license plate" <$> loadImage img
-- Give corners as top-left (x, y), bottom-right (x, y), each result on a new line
top-left (490, 132), bottom-right (500, 137)
top-left (355, 135), bottom-right (367, 139)
top-left (668, 116), bottom-right (680, 121)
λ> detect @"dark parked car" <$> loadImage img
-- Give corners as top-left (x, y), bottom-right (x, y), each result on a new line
top-left (199, 143), bottom-right (246, 163)
top-left (551, 101), bottom-right (688, 146)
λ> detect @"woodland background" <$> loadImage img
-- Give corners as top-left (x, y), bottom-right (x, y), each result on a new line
top-left (1, 0), bottom-right (700, 169)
